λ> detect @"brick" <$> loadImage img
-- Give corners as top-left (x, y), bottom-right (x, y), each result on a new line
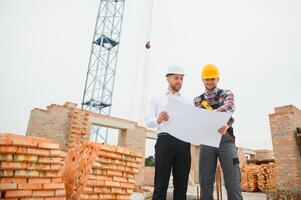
top-left (32, 190), bottom-right (55, 197)
top-left (18, 183), bottom-right (43, 190)
top-left (13, 138), bottom-right (38, 147)
top-left (1, 161), bottom-right (28, 169)
top-left (50, 164), bottom-right (61, 170)
top-left (44, 196), bottom-right (66, 200)
top-left (87, 174), bottom-right (97, 180)
top-left (39, 171), bottom-right (59, 178)
top-left (38, 157), bottom-right (60, 164)
top-left (14, 170), bottom-right (39, 177)
top-left (111, 188), bottom-right (125, 194)
top-left (0, 169), bottom-right (14, 177)
top-left (81, 194), bottom-right (99, 199)
top-left (5, 190), bottom-right (32, 197)
top-left (106, 152), bottom-right (121, 159)
top-left (100, 145), bottom-right (116, 152)
top-left (86, 180), bottom-right (105, 186)
top-left (127, 178), bottom-right (135, 183)
top-left (120, 182), bottom-right (134, 189)
top-left (0, 146), bottom-right (17, 154)
top-left (51, 177), bottom-right (63, 183)
top-left (104, 180), bottom-right (121, 187)
top-left (113, 176), bottom-right (128, 182)
top-left (93, 187), bottom-right (110, 193)
top-left (27, 163), bottom-right (51, 171)
top-left (50, 149), bottom-right (61, 156)
top-left (0, 154), bottom-right (13, 161)
top-left (0, 136), bottom-right (13, 145)
top-left (115, 147), bottom-right (131, 155)
top-left (55, 189), bottom-right (66, 196)
top-left (0, 183), bottom-right (17, 190)
top-left (14, 154), bottom-right (38, 162)
top-left (117, 165), bottom-right (125, 171)
top-left (27, 148), bottom-right (49, 156)
top-left (43, 183), bottom-right (65, 190)
top-left (28, 178), bottom-right (52, 184)
top-left (16, 147), bottom-right (28, 154)
top-left (0, 177), bottom-right (27, 184)
top-left (107, 170), bottom-right (123, 177)
top-left (100, 194), bottom-right (116, 199)
top-left (129, 151), bottom-right (143, 158)
top-left (126, 189), bottom-right (134, 194)
top-left (38, 142), bottom-right (60, 150)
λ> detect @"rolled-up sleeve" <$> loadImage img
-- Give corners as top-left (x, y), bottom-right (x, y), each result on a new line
top-left (145, 96), bottom-right (159, 128)
top-left (217, 90), bottom-right (235, 113)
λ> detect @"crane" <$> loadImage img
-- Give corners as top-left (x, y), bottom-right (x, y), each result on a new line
top-left (82, 0), bottom-right (154, 143)
top-left (81, 0), bottom-right (126, 143)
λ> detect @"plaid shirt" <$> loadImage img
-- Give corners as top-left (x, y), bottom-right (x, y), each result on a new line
top-left (193, 87), bottom-right (235, 125)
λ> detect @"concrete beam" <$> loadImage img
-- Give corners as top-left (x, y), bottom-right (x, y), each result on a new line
top-left (89, 115), bottom-right (137, 130)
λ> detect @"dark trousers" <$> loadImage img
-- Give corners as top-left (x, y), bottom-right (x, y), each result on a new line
top-left (152, 133), bottom-right (191, 200)
top-left (199, 133), bottom-right (243, 200)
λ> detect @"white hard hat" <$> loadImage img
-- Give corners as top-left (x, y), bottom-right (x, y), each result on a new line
top-left (165, 65), bottom-right (185, 76)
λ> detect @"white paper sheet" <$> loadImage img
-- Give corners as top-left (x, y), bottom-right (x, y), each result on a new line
top-left (160, 96), bottom-right (233, 147)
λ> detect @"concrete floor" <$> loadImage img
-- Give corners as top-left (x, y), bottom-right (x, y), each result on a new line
top-left (131, 185), bottom-right (267, 200)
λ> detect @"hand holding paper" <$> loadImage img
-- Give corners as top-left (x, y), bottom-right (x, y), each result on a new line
top-left (160, 96), bottom-right (233, 147)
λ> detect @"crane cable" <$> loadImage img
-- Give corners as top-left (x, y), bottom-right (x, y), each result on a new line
top-left (145, 0), bottom-right (154, 49)
top-left (139, 0), bottom-right (154, 123)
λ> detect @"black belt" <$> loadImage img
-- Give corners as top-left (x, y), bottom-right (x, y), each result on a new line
top-left (158, 132), bottom-right (169, 137)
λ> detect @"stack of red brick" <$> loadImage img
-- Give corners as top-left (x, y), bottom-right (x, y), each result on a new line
top-left (64, 142), bottom-right (143, 200)
top-left (0, 134), bottom-right (66, 199)
top-left (67, 108), bottom-right (90, 149)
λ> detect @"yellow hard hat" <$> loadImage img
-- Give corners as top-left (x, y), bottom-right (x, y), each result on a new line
top-left (201, 64), bottom-right (220, 79)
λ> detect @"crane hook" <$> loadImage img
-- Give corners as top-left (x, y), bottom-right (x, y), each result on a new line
top-left (145, 41), bottom-right (151, 49)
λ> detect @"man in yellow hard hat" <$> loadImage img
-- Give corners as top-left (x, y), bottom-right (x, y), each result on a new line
top-left (193, 64), bottom-right (243, 200)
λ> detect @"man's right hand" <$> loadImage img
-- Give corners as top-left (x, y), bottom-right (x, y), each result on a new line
top-left (157, 111), bottom-right (169, 124)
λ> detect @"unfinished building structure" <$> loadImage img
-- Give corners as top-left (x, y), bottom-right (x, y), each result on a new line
top-left (268, 105), bottom-right (301, 199)
top-left (26, 102), bottom-right (275, 187)
top-left (26, 102), bottom-right (202, 186)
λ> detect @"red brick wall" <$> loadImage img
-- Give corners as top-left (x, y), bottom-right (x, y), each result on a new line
top-left (64, 142), bottom-right (143, 199)
top-left (269, 105), bottom-right (301, 190)
top-left (26, 102), bottom-right (91, 151)
top-left (26, 105), bottom-right (71, 149)
top-left (0, 134), bottom-right (66, 199)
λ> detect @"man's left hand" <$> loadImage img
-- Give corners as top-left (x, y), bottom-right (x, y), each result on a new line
top-left (218, 125), bottom-right (229, 135)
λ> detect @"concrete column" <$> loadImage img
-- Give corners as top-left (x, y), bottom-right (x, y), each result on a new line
top-left (118, 126), bottom-right (147, 185)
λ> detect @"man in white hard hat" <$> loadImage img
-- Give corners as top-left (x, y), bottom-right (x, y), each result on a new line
top-left (145, 66), bottom-right (191, 200)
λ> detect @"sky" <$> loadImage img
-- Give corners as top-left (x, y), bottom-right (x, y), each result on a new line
top-left (0, 0), bottom-right (300, 156)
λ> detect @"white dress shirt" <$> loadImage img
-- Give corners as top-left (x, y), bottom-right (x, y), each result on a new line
top-left (145, 91), bottom-right (189, 133)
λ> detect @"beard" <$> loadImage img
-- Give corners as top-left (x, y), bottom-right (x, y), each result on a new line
top-left (171, 84), bottom-right (181, 92)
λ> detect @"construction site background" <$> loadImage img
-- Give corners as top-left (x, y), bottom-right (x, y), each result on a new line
top-left (1, 102), bottom-right (301, 199)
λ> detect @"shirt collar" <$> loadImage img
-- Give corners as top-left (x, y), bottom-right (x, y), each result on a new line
top-left (166, 90), bottom-right (181, 96)
top-left (205, 87), bottom-right (219, 97)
